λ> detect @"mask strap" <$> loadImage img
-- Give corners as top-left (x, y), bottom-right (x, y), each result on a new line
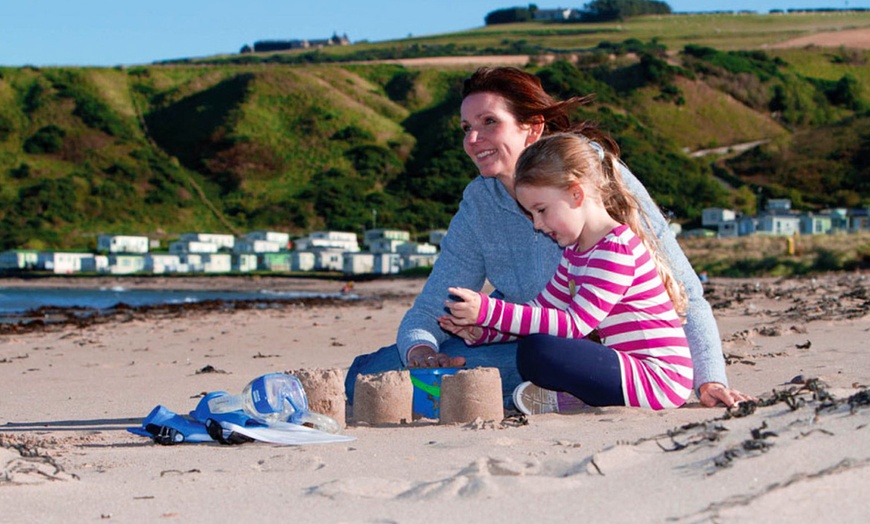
top-left (588, 140), bottom-right (605, 162)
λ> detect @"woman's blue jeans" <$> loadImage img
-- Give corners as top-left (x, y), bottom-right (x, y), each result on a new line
top-left (344, 337), bottom-right (523, 408)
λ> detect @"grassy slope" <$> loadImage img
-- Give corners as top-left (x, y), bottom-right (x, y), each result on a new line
top-left (1, 12), bottom-right (869, 253)
top-left (223, 11), bottom-right (870, 60)
top-left (632, 77), bottom-right (789, 151)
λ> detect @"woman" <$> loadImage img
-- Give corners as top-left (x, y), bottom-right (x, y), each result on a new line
top-left (345, 66), bottom-right (751, 408)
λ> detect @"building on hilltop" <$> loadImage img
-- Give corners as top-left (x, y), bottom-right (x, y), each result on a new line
top-left (533, 8), bottom-right (581, 20)
top-left (251, 33), bottom-right (350, 53)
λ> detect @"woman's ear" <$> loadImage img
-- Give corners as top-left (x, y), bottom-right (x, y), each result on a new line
top-left (525, 118), bottom-right (545, 146)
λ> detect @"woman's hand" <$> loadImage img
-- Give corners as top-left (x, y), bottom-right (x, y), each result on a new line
top-left (444, 287), bottom-right (482, 325)
top-left (699, 382), bottom-right (756, 407)
top-left (406, 345), bottom-right (466, 369)
top-left (438, 315), bottom-right (483, 344)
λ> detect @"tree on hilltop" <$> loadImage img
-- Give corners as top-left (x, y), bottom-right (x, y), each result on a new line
top-left (582, 0), bottom-right (672, 22)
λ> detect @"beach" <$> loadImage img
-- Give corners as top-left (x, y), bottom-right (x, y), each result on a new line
top-left (1, 273), bottom-right (869, 523)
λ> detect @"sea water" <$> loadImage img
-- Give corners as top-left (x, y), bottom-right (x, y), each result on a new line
top-left (0, 286), bottom-right (349, 317)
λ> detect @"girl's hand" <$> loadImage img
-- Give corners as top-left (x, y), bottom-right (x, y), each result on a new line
top-left (438, 315), bottom-right (483, 343)
top-left (444, 287), bottom-right (482, 325)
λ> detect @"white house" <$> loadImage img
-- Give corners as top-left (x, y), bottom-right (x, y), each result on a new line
top-left (368, 238), bottom-right (408, 254)
top-left (0, 250), bottom-right (39, 270)
top-left (402, 253), bottom-right (439, 270)
top-left (374, 253), bottom-right (402, 275)
top-left (428, 229), bottom-right (447, 246)
top-left (824, 208), bottom-right (849, 231)
top-left (258, 253), bottom-right (291, 271)
top-left (107, 254), bottom-right (146, 274)
top-left (179, 253), bottom-right (204, 272)
top-left (246, 231), bottom-right (290, 248)
top-left (180, 233), bottom-right (235, 251)
top-left (97, 234), bottom-right (149, 254)
top-left (290, 251), bottom-right (316, 272)
top-left (766, 199), bottom-right (792, 212)
top-left (397, 242), bottom-right (438, 256)
top-left (716, 221), bottom-right (739, 238)
top-left (799, 213), bottom-right (832, 235)
top-left (37, 252), bottom-right (94, 274)
top-left (81, 255), bottom-right (109, 273)
top-left (343, 252), bottom-right (375, 275)
top-left (145, 254), bottom-right (182, 274)
top-left (314, 250), bottom-right (345, 271)
top-left (736, 215), bottom-right (757, 236)
top-left (295, 231), bottom-right (360, 252)
top-left (757, 214), bottom-right (800, 236)
top-left (170, 240), bottom-right (218, 254)
top-left (701, 208), bottom-right (737, 227)
top-left (202, 253), bottom-right (232, 273)
top-left (849, 209), bottom-right (869, 232)
top-left (234, 238), bottom-right (282, 254)
top-left (533, 8), bottom-right (581, 20)
top-left (363, 229), bottom-right (410, 248)
top-left (233, 253), bottom-right (258, 272)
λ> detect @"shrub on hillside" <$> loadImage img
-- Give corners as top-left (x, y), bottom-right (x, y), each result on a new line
top-left (485, 7), bottom-right (533, 25)
top-left (43, 69), bottom-right (132, 138)
top-left (332, 125), bottom-right (376, 144)
top-left (683, 45), bottom-right (784, 82)
top-left (23, 125), bottom-right (65, 154)
top-left (22, 80), bottom-right (49, 114)
top-left (0, 112), bottom-right (15, 142)
top-left (582, 0), bottom-right (671, 21)
top-left (770, 76), bottom-right (839, 127)
top-left (536, 60), bottom-right (616, 104)
top-left (384, 70), bottom-right (419, 103)
top-left (344, 145), bottom-right (403, 184)
top-left (9, 163), bottom-right (31, 180)
top-left (827, 74), bottom-right (863, 110)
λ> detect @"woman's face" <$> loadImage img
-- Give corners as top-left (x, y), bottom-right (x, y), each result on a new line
top-left (460, 92), bottom-right (540, 189)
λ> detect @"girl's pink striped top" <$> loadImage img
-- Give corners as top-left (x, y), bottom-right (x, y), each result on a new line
top-left (473, 224), bottom-right (693, 409)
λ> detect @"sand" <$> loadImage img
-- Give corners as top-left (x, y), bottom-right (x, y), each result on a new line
top-left (1, 273), bottom-right (869, 523)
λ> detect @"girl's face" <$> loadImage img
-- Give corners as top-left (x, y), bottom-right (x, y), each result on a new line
top-left (460, 92), bottom-right (540, 190)
top-left (515, 183), bottom-right (584, 248)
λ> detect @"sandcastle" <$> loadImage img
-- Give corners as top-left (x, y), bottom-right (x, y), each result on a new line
top-left (289, 367), bottom-right (347, 429)
top-left (353, 369), bottom-right (414, 425)
top-left (352, 367), bottom-right (504, 425)
top-left (439, 367), bottom-right (503, 424)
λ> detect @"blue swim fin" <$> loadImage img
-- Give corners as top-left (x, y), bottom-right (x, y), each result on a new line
top-left (128, 405), bottom-right (214, 444)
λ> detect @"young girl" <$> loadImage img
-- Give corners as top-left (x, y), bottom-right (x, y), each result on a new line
top-left (439, 133), bottom-right (693, 413)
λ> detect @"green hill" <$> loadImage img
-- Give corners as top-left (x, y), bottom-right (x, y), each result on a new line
top-left (1, 12), bottom-right (869, 251)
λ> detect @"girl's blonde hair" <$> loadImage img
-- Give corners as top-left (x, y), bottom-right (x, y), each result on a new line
top-left (515, 133), bottom-right (688, 316)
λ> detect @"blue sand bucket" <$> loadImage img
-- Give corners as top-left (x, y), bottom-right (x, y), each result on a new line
top-left (409, 368), bottom-right (463, 419)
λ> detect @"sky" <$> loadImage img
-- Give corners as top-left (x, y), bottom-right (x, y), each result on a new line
top-left (1, 0), bottom-right (865, 67)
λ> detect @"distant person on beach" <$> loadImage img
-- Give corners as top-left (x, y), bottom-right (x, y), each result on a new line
top-left (437, 133), bottom-right (693, 413)
top-left (345, 66), bottom-right (752, 409)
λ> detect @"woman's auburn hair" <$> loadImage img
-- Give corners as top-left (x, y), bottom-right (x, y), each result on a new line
top-left (462, 66), bottom-right (619, 153)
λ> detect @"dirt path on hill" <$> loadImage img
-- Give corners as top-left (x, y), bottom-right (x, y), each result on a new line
top-left (768, 27), bottom-right (870, 49)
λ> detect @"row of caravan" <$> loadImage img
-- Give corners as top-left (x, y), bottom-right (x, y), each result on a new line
top-left (1, 229), bottom-right (445, 276)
